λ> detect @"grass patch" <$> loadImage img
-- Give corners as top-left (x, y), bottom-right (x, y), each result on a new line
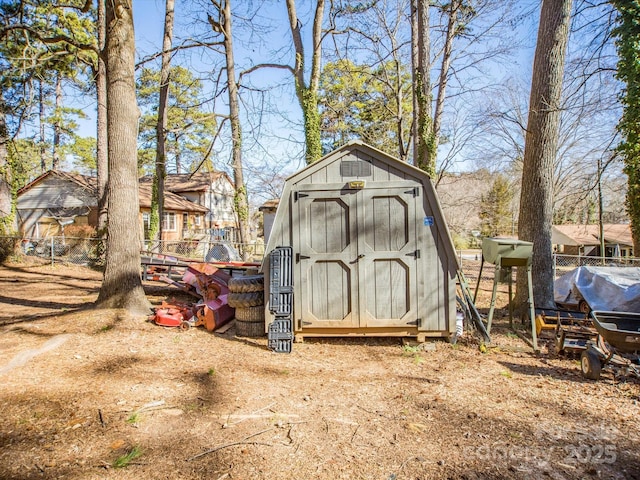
top-left (113, 445), bottom-right (143, 468)
top-left (402, 345), bottom-right (420, 355)
top-left (402, 345), bottom-right (423, 364)
top-left (126, 412), bottom-right (140, 424)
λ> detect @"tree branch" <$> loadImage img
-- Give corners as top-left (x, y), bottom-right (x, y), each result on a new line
top-left (238, 63), bottom-right (294, 84)
top-left (0, 24), bottom-right (97, 53)
top-left (135, 39), bottom-right (225, 69)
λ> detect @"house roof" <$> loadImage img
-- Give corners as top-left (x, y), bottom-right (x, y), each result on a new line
top-left (18, 170), bottom-right (97, 196)
top-left (139, 171), bottom-right (232, 193)
top-left (259, 199), bottom-right (279, 211)
top-left (552, 224), bottom-right (632, 247)
top-left (19, 170), bottom-right (207, 214)
top-left (138, 184), bottom-right (208, 213)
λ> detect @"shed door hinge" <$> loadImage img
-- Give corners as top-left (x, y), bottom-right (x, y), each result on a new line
top-left (294, 192), bottom-right (309, 201)
top-left (406, 318), bottom-right (421, 326)
top-left (404, 187), bottom-right (419, 197)
top-left (296, 253), bottom-right (310, 262)
top-left (406, 249), bottom-right (420, 259)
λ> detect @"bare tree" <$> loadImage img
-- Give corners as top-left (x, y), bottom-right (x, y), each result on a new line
top-left (517, 0), bottom-right (573, 309)
top-left (96, 0), bottom-right (150, 315)
top-left (96, 0), bottom-right (108, 232)
top-left (323, 2), bottom-right (414, 161)
top-left (432, 0), bottom-right (461, 148)
top-left (412, 0), bottom-right (435, 174)
top-left (207, 0), bottom-right (250, 249)
top-left (0, 98), bottom-right (11, 226)
top-left (150, 0), bottom-right (175, 243)
top-left (52, 73), bottom-right (62, 169)
top-left (286, 0), bottom-right (325, 164)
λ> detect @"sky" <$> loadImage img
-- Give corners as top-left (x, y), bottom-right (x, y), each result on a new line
top-left (68, 0), bottom-right (621, 202)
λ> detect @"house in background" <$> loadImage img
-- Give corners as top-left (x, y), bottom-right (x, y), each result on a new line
top-left (552, 224), bottom-right (633, 257)
top-left (139, 171), bottom-right (237, 241)
top-left (138, 184), bottom-right (209, 241)
top-left (17, 170), bottom-right (98, 238)
top-left (17, 170), bottom-right (212, 242)
top-left (258, 198), bottom-right (279, 242)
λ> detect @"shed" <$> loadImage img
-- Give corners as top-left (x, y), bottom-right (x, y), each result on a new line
top-left (263, 141), bottom-right (460, 342)
top-left (259, 198), bottom-right (279, 242)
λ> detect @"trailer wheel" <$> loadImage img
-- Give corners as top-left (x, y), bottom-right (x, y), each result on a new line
top-left (578, 299), bottom-right (591, 314)
top-left (180, 321), bottom-right (190, 330)
top-left (580, 348), bottom-right (602, 380)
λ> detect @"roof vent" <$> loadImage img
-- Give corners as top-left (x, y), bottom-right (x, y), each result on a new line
top-left (340, 160), bottom-right (371, 177)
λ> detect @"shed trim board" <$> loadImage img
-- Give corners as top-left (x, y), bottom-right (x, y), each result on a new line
top-left (263, 141), bottom-right (459, 339)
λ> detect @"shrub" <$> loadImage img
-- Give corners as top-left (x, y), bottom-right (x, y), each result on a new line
top-left (0, 236), bottom-right (17, 264)
top-left (64, 224), bottom-right (97, 238)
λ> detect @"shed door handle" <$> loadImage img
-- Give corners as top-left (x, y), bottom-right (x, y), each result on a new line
top-left (350, 254), bottom-right (365, 264)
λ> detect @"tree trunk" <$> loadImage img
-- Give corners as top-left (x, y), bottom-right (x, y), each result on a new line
top-left (151, 0), bottom-right (175, 243)
top-left (286, 0), bottom-right (324, 164)
top-left (0, 97), bottom-right (12, 226)
top-left (220, 0), bottom-right (249, 250)
top-left (39, 80), bottom-right (47, 172)
top-left (412, 0), bottom-right (435, 176)
top-left (433, 0), bottom-right (459, 146)
top-left (411, 0), bottom-right (419, 164)
top-left (516, 0), bottom-right (572, 309)
top-left (52, 73), bottom-right (62, 170)
top-left (96, 0), bottom-right (150, 315)
top-left (96, 0), bottom-right (108, 232)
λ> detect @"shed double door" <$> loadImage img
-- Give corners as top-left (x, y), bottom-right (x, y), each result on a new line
top-left (294, 184), bottom-right (425, 330)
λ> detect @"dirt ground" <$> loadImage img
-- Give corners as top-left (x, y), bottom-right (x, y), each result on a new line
top-left (0, 261), bottom-right (639, 480)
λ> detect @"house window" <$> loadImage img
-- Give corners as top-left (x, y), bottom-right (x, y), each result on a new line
top-left (183, 213), bottom-right (188, 231)
top-left (142, 212), bottom-right (150, 239)
top-left (162, 212), bottom-right (176, 231)
top-left (194, 214), bottom-right (201, 226)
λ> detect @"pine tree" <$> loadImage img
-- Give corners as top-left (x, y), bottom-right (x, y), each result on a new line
top-left (479, 174), bottom-right (514, 237)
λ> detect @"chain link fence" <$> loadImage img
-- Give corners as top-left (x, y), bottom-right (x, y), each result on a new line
top-left (456, 250), bottom-right (640, 308)
top-left (0, 235), bottom-right (266, 266)
top-left (141, 239), bottom-right (266, 263)
top-left (0, 235), bottom-right (105, 266)
top-left (553, 254), bottom-right (640, 279)
top-left (457, 250), bottom-right (640, 283)
top-left (1, 237), bottom-right (637, 287)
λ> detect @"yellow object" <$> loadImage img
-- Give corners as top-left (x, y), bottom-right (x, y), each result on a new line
top-left (535, 314), bottom-right (556, 336)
